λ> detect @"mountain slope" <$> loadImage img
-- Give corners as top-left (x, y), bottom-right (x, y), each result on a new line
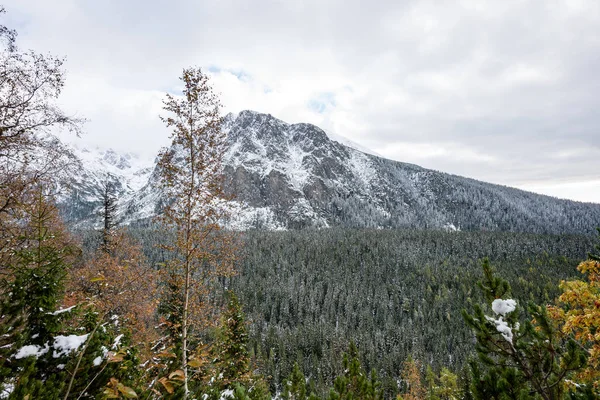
top-left (54, 110), bottom-right (600, 234)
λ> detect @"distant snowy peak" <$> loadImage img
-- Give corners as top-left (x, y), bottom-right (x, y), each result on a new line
top-left (68, 144), bottom-right (153, 192)
top-left (223, 110), bottom-right (372, 192)
top-left (225, 110), bottom-right (381, 158)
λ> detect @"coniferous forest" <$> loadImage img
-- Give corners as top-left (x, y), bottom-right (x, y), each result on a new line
top-left (1, 6), bottom-right (600, 399)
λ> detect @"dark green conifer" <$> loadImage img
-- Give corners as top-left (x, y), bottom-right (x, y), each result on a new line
top-left (282, 362), bottom-right (320, 400)
top-left (328, 342), bottom-right (383, 400)
top-left (462, 259), bottom-right (588, 399)
top-left (589, 227), bottom-right (600, 261)
top-left (0, 190), bottom-right (74, 399)
top-left (213, 292), bottom-right (250, 386)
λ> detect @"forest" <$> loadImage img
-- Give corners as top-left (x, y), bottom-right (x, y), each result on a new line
top-left (118, 226), bottom-right (598, 398)
top-left (1, 6), bottom-right (600, 399)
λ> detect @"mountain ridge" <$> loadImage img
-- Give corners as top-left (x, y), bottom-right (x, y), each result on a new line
top-left (52, 110), bottom-right (600, 234)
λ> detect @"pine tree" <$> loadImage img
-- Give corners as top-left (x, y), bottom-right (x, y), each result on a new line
top-left (397, 357), bottom-right (425, 400)
top-left (462, 258), bottom-right (588, 399)
top-left (328, 342), bottom-right (383, 400)
top-left (0, 189), bottom-right (76, 398)
top-left (282, 362), bottom-right (320, 400)
top-left (60, 307), bottom-right (142, 400)
top-left (156, 67), bottom-right (237, 399)
top-left (282, 362), bottom-right (307, 400)
top-left (100, 180), bottom-right (118, 252)
top-left (588, 227), bottom-right (600, 261)
top-left (213, 292), bottom-right (250, 386)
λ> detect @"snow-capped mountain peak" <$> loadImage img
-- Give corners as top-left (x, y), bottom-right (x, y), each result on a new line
top-left (51, 110), bottom-right (600, 234)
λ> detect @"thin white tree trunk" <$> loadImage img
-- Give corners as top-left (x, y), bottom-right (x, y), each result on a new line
top-left (182, 259), bottom-right (190, 399)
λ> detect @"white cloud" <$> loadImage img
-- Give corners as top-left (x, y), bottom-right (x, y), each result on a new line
top-left (3, 0), bottom-right (600, 204)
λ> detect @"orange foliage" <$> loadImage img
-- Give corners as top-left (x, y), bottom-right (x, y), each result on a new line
top-left (549, 259), bottom-right (600, 392)
top-left (399, 358), bottom-right (426, 400)
top-left (68, 229), bottom-right (159, 355)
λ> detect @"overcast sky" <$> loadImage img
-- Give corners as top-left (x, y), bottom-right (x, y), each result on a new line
top-left (4, 0), bottom-right (599, 203)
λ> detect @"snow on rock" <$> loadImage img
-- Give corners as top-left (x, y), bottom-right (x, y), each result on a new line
top-left (51, 109), bottom-right (600, 234)
top-left (492, 299), bottom-right (517, 316)
top-left (348, 149), bottom-right (377, 189)
top-left (14, 344), bottom-right (49, 359)
top-left (52, 334), bottom-right (89, 358)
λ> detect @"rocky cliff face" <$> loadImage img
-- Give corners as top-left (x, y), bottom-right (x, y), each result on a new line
top-left (52, 110), bottom-right (600, 234)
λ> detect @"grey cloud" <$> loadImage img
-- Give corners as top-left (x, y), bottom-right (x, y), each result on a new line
top-left (3, 0), bottom-right (599, 202)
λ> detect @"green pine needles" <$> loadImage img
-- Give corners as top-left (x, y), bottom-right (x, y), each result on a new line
top-left (462, 258), bottom-right (589, 400)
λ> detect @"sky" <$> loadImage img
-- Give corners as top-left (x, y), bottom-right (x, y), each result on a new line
top-left (3, 0), bottom-right (600, 203)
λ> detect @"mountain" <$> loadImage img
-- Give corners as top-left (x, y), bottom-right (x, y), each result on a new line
top-left (51, 141), bottom-right (153, 226)
top-left (53, 110), bottom-right (600, 234)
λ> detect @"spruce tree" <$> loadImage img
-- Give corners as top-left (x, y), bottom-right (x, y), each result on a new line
top-left (100, 180), bottom-right (118, 252)
top-left (328, 342), bottom-right (383, 400)
top-left (213, 293), bottom-right (250, 385)
top-left (0, 189), bottom-right (75, 398)
top-left (589, 227), bottom-right (600, 261)
top-left (282, 362), bottom-right (308, 400)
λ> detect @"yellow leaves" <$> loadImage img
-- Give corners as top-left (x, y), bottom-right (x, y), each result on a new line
top-left (169, 369), bottom-right (185, 381)
top-left (104, 378), bottom-right (138, 399)
top-left (577, 260), bottom-right (600, 284)
top-left (157, 377), bottom-right (174, 394)
top-left (188, 344), bottom-right (211, 369)
top-left (549, 258), bottom-right (600, 392)
top-left (156, 350), bottom-right (177, 359)
top-left (107, 350), bottom-right (125, 363)
top-left (90, 274), bottom-right (106, 282)
top-left (157, 371), bottom-right (185, 395)
top-left (187, 358), bottom-right (203, 368)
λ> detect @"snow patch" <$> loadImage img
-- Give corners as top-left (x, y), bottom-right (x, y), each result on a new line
top-left (0, 383), bottom-right (14, 399)
top-left (443, 223), bottom-right (460, 232)
top-left (220, 389), bottom-right (234, 399)
top-left (112, 334), bottom-right (124, 349)
top-left (48, 305), bottom-right (76, 316)
top-left (485, 316), bottom-right (514, 344)
top-left (348, 149), bottom-right (376, 188)
top-left (224, 202), bottom-right (286, 231)
top-left (492, 299), bottom-right (517, 316)
top-left (53, 334), bottom-right (89, 358)
top-left (485, 298), bottom-right (518, 344)
top-left (14, 344), bottom-right (49, 359)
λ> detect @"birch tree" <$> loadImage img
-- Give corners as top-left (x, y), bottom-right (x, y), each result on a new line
top-left (0, 7), bottom-right (82, 271)
top-left (157, 67), bottom-right (237, 399)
